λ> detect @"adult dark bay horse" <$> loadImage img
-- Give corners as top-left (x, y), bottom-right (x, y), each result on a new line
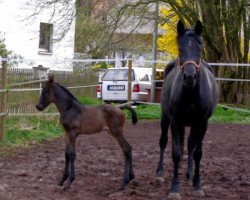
top-left (156, 20), bottom-right (218, 199)
top-left (36, 75), bottom-right (137, 190)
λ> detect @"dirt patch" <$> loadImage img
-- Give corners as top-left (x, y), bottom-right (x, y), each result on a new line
top-left (0, 121), bottom-right (249, 200)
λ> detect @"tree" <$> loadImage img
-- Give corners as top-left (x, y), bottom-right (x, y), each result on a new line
top-left (23, 0), bottom-right (250, 104)
top-left (75, 0), bottom-right (154, 58)
top-left (159, 0), bottom-right (249, 104)
top-left (0, 33), bottom-right (8, 57)
top-left (157, 6), bottom-right (179, 59)
top-left (0, 32), bottom-right (23, 67)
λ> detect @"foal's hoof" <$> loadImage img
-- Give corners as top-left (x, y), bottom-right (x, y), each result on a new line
top-left (58, 180), bottom-right (64, 186)
top-left (58, 182), bottom-right (63, 186)
top-left (168, 192), bottom-right (181, 199)
top-left (193, 190), bottom-right (205, 197)
top-left (63, 180), bottom-right (72, 190)
top-left (63, 184), bottom-right (70, 190)
top-left (120, 181), bottom-right (129, 190)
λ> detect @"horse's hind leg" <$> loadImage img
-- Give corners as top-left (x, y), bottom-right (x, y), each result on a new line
top-left (156, 114), bottom-right (169, 179)
top-left (186, 130), bottom-right (195, 180)
top-left (110, 128), bottom-right (134, 188)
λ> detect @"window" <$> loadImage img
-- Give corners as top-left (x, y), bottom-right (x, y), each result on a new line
top-left (39, 23), bottom-right (53, 53)
top-left (139, 74), bottom-right (150, 81)
top-left (102, 69), bottom-right (135, 81)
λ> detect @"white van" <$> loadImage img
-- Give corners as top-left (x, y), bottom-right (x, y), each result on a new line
top-left (97, 67), bottom-right (152, 102)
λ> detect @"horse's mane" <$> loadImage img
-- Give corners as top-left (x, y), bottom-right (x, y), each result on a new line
top-left (201, 60), bottom-right (214, 74)
top-left (163, 60), bottom-right (177, 79)
top-left (55, 83), bottom-right (80, 103)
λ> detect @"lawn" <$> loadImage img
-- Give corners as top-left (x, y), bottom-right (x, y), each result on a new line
top-left (1, 97), bottom-right (249, 149)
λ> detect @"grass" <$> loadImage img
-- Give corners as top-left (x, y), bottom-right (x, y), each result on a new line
top-left (209, 106), bottom-right (250, 124)
top-left (133, 104), bottom-right (161, 119)
top-left (133, 104), bottom-right (250, 124)
top-left (0, 116), bottom-right (63, 152)
top-left (1, 97), bottom-right (249, 150)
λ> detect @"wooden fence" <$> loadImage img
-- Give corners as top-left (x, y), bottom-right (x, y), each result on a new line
top-left (0, 61), bottom-right (100, 139)
top-left (1, 58), bottom-right (250, 140)
top-left (0, 61), bottom-right (7, 140)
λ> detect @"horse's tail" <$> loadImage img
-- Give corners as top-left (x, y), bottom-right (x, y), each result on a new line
top-left (119, 105), bottom-right (138, 125)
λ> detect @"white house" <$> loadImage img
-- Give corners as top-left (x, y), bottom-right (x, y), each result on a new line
top-left (0, 0), bottom-right (76, 70)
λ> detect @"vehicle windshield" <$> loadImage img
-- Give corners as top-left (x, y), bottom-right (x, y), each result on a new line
top-left (102, 69), bottom-right (135, 81)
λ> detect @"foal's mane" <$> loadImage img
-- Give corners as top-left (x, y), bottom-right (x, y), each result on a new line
top-left (55, 83), bottom-right (80, 103)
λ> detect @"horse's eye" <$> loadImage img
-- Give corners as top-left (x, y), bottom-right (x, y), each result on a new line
top-left (42, 87), bottom-right (48, 93)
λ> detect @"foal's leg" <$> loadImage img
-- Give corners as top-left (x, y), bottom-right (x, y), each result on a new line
top-left (60, 130), bottom-right (78, 189)
top-left (58, 147), bottom-right (70, 186)
top-left (156, 114), bottom-right (170, 178)
top-left (168, 122), bottom-right (184, 199)
top-left (110, 128), bottom-right (134, 188)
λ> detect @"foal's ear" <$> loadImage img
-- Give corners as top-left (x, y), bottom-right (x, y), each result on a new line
top-left (177, 20), bottom-right (185, 36)
top-left (48, 74), bottom-right (54, 84)
top-left (195, 20), bottom-right (202, 36)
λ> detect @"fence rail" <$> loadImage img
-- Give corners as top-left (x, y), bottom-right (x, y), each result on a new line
top-left (0, 58), bottom-right (250, 140)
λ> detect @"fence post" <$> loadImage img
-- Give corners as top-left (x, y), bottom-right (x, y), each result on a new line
top-left (0, 60), bottom-right (8, 140)
top-left (127, 57), bottom-right (132, 102)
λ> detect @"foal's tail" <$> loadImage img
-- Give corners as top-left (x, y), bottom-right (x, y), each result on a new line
top-left (119, 105), bottom-right (138, 125)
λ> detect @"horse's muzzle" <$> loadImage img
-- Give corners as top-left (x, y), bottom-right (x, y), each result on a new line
top-left (183, 72), bottom-right (197, 87)
top-left (36, 104), bottom-right (44, 111)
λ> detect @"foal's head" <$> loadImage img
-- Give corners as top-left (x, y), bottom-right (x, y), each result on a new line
top-left (177, 20), bottom-right (202, 88)
top-left (36, 75), bottom-right (55, 111)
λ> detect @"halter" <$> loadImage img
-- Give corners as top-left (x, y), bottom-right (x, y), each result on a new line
top-left (177, 58), bottom-right (201, 72)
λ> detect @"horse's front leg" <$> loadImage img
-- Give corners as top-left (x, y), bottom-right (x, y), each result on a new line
top-left (192, 122), bottom-right (207, 197)
top-left (58, 148), bottom-right (70, 186)
top-left (62, 130), bottom-right (78, 190)
top-left (168, 123), bottom-right (184, 199)
top-left (156, 115), bottom-right (169, 180)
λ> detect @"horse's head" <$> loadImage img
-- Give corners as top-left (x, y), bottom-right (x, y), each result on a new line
top-left (177, 20), bottom-right (202, 88)
top-left (36, 74), bottom-right (55, 111)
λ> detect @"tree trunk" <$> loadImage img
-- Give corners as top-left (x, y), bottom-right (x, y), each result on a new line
top-left (241, 7), bottom-right (250, 105)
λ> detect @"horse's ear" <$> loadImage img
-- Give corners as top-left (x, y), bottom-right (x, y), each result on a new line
top-left (48, 74), bottom-right (54, 84)
top-left (177, 20), bottom-right (185, 36)
top-left (195, 20), bottom-right (202, 36)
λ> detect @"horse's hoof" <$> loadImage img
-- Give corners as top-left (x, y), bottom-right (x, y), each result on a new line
top-left (119, 184), bottom-right (126, 191)
top-left (187, 179), bottom-right (192, 186)
top-left (156, 176), bottom-right (164, 184)
top-left (156, 169), bottom-right (164, 178)
top-left (120, 180), bottom-right (129, 190)
top-left (168, 193), bottom-right (181, 199)
top-left (193, 190), bottom-right (205, 197)
top-left (186, 172), bottom-right (193, 180)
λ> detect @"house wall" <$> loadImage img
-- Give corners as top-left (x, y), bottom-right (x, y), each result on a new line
top-left (0, 0), bottom-right (76, 70)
